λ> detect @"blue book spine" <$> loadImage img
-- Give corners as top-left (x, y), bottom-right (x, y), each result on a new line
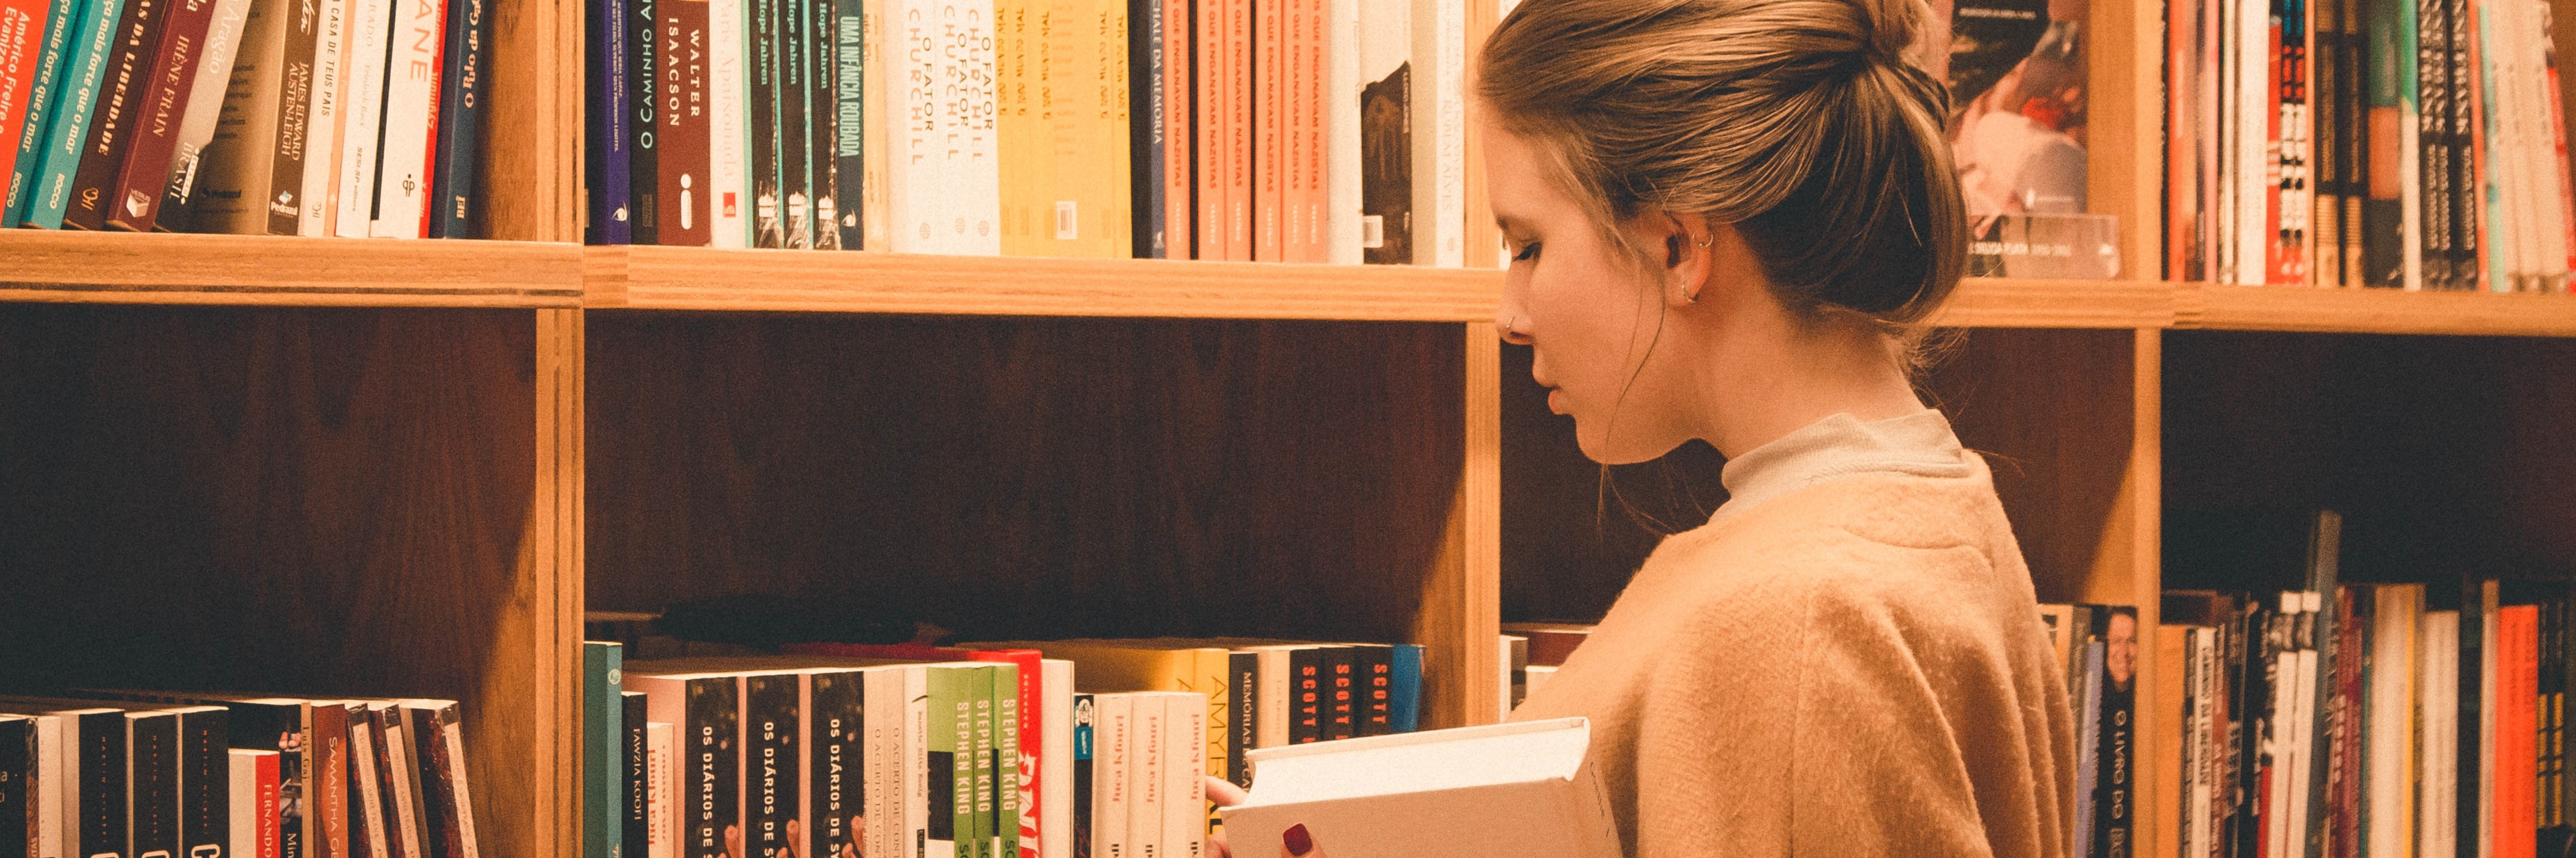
top-left (583, 642), bottom-right (624, 858)
top-left (429, 0), bottom-right (489, 237)
top-left (4, 0), bottom-right (85, 225)
top-left (623, 0), bottom-right (652, 243)
top-left (19, 0), bottom-right (118, 228)
top-left (1389, 644), bottom-right (1423, 733)
top-left (1125, 0), bottom-right (1162, 257)
top-left (586, 0), bottom-right (631, 243)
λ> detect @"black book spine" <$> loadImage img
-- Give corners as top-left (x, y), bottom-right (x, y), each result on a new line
top-left (75, 712), bottom-right (130, 858)
top-left (629, 0), bottom-right (659, 243)
top-left (181, 709), bottom-right (231, 858)
top-left (749, 0), bottom-right (782, 246)
top-left (807, 0), bottom-right (838, 248)
top-left (745, 674), bottom-right (800, 858)
top-left (1127, 0), bottom-right (1162, 257)
top-left (779, 0), bottom-right (811, 248)
top-left (686, 679), bottom-right (740, 858)
top-left (1069, 695), bottom-right (1092, 858)
top-left (1288, 648), bottom-right (1324, 745)
top-left (2462, 579), bottom-right (2488, 858)
top-left (2235, 603), bottom-right (2277, 858)
top-left (429, 0), bottom-right (488, 237)
top-left (1357, 62), bottom-right (1409, 265)
top-left (586, 0), bottom-right (629, 243)
top-left (2445, 0), bottom-right (2477, 290)
top-left (1225, 652), bottom-right (1254, 788)
top-left (2091, 605), bottom-right (2135, 858)
top-left (623, 693), bottom-right (647, 858)
top-left (134, 714), bottom-right (182, 858)
top-left (0, 717), bottom-right (30, 855)
top-left (2418, 0), bottom-right (2454, 288)
top-left (807, 673), bottom-right (862, 858)
top-left (1356, 645), bottom-right (1393, 738)
top-left (1324, 646), bottom-right (1356, 742)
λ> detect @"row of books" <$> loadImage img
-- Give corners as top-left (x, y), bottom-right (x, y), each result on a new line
top-left (0, 0), bottom-right (489, 236)
top-left (0, 692), bottom-right (482, 858)
top-left (577, 0), bottom-right (1471, 265)
top-left (579, 637), bottom-right (1428, 858)
top-left (2158, 0), bottom-right (2576, 291)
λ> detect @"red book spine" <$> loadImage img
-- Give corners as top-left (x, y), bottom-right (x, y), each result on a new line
top-left (968, 649), bottom-right (1043, 858)
top-left (2263, 17), bottom-right (2290, 283)
top-left (258, 751), bottom-right (282, 858)
top-left (1222, 0), bottom-right (1249, 260)
top-left (1159, 0), bottom-right (1187, 258)
top-left (1195, 0), bottom-right (1224, 258)
top-left (1296, 0), bottom-right (1321, 262)
top-left (2168, 0), bottom-right (2194, 280)
top-left (658, 0), bottom-right (710, 244)
top-left (0, 0), bottom-right (45, 183)
top-left (413, 0), bottom-right (450, 238)
top-left (2330, 586), bottom-right (2364, 858)
top-left (2501, 605), bottom-right (2541, 858)
top-left (106, 0), bottom-right (223, 230)
top-left (1251, 0), bottom-right (1280, 261)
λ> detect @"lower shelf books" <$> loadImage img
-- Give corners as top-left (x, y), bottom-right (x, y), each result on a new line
top-left (0, 690), bottom-right (482, 858)
top-left (2041, 603), bottom-right (2143, 858)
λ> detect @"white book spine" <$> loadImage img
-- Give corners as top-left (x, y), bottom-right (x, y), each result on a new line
top-left (1254, 649), bottom-right (1291, 750)
top-left (2423, 611), bottom-right (2461, 858)
top-left (887, 0), bottom-right (999, 253)
top-left (2233, 0), bottom-right (2268, 286)
top-left (1159, 695), bottom-right (1204, 858)
top-left (1096, 694), bottom-right (1132, 858)
top-left (708, 0), bottom-right (747, 246)
top-left (2518, 0), bottom-right (2562, 287)
top-left (301, 0), bottom-right (350, 234)
top-left (353, 720), bottom-right (391, 858)
top-left (384, 715), bottom-right (425, 858)
top-left (1407, 0), bottom-right (1460, 266)
top-left (904, 666), bottom-right (931, 858)
top-left (1040, 660), bottom-right (1074, 858)
top-left (228, 750), bottom-right (259, 858)
top-left (33, 715), bottom-right (59, 858)
top-left (163, 0), bottom-right (256, 208)
top-left (860, 669), bottom-right (896, 858)
top-left (332, 0), bottom-right (396, 237)
top-left (1130, 694), bottom-right (1164, 858)
top-left (646, 722), bottom-right (673, 858)
top-left (1324, 0), bottom-right (1358, 265)
top-left (440, 714), bottom-right (482, 858)
top-left (368, 0), bottom-right (443, 236)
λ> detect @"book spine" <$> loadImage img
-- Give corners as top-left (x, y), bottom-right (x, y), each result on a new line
top-left (135, 716), bottom-right (181, 858)
top-left (349, 712), bottom-right (385, 858)
top-left (382, 710), bottom-right (423, 858)
top-left (150, 0), bottom-right (250, 231)
top-left (808, 0), bottom-right (838, 247)
top-left (1089, 0), bottom-right (1134, 257)
top-left (367, 0), bottom-right (443, 236)
top-left (425, 0), bottom-right (482, 236)
top-left (228, 751), bottom-right (266, 858)
top-left (749, 0), bottom-right (781, 245)
top-left (708, 0), bottom-right (744, 245)
top-left (316, 705), bottom-right (351, 858)
top-left (2444, 0), bottom-right (2476, 287)
top-left (181, 711), bottom-right (230, 858)
top-left (645, 723), bottom-right (672, 858)
top-left (0, 719), bottom-right (27, 857)
top-left (1250, 0), bottom-right (1278, 261)
top-left (685, 679), bottom-right (741, 858)
top-left (1191, 0), bottom-right (1219, 258)
top-left (829, 0), bottom-right (859, 247)
top-left (61, 0), bottom-right (168, 230)
top-left (659, 0), bottom-right (710, 243)
top-left (863, 669), bottom-right (901, 858)
top-left (1093, 695), bottom-right (1127, 858)
top-left (3, 0), bottom-right (82, 225)
top-left (779, 0), bottom-right (809, 247)
top-left (806, 673), bottom-right (861, 858)
top-left (994, 0), bottom-right (1033, 254)
top-left (296, 0), bottom-right (345, 235)
top-left (1354, 0), bottom-right (1404, 264)
top-left (397, 709), bottom-right (447, 858)
top-left (585, 644), bottom-right (624, 858)
top-left (856, 0), bottom-right (884, 249)
top-left (2503, 606), bottom-right (2540, 858)
top-left (1157, 695), bottom-right (1202, 858)
top-left (2302, 0), bottom-right (2329, 284)
top-left (1389, 644), bottom-right (1422, 733)
top-left (1324, 645), bottom-right (1355, 741)
top-left (2420, 0), bottom-right (2454, 288)
top-left (973, 666), bottom-right (999, 858)
top-left (927, 668), bottom-right (965, 858)
top-left (2363, 0), bottom-right (2406, 283)
top-left (2341, 0), bottom-right (2365, 284)
top-left (1289, 648), bottom-right (1322, 745)
top-left (22, 0), bottom-right (123, 227)
top-left (1126, 695), bottom-right (1159, 858)
top-left (1070, 696), bottom-right (1092, 858)
top-left (1125, 0), bottom-right (1161, 256)
top-left (628, 0), bottom-right (656, 242)
top-left (1296, 0), bottom-right (1321, 262)
top-left (993, 664), bottom-right (1021, 858)
top-left (622, 694), bottom-right (647, 858)
top-left (2095, 609), bottom-right (2136, 858)
top-left (1220, 0), bottom-right (1245, 260)
top-left (100, 0), bottom-right (215, 231)
top-left (256, 0), bottom-right (314, 233)
top-left (745, 674), bottom-right (800, 858)
top-left (589, 0), bottom-right (628, 242)
top-left (2542, 0), bottom-right (2576, 290)
top-left (326, 0), bottom-right (391, 238)
top-left (1356, 645), bottom-right (1392, 737)
top-left (1224, 653), bottom-right (1254, 787)
top-left (1322, 0), bottom-right (1352, 262)
top-left (0, 0), bottom-right (54, 200)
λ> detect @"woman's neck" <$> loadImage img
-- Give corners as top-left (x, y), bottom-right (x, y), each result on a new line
top-left (1687, 316), bottom-right (1927, 459)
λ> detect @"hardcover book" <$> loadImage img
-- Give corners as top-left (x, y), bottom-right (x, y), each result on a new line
top-left (657, 0), bottom-right (711, 244)
top-left (1219, 719), bottom-right (1617, 858)
top-left (60, 0), bottom-right (170, 230)
top-left (147, 0), bottom-right (250, 231)
top-left (3, 0), bottom-right (83, 225)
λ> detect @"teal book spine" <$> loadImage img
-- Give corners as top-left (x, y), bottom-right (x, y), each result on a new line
top-left (988, 663), bottom-right (1019, 858)
top-left (3, 0), bottom-right (85, 224)
top-left (1389, 644), bottom-right (1424, 733)
top-left (19, 0), bottom-right (117, 227)
top-left (583, 642), bottom-right (625, 858)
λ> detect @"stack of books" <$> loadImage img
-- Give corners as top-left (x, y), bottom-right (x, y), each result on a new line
top-left (576, 0), bottom-right (1470, 265)
top-left (583, 636), bottom-right (1428, 858)
top-left (0, 0), bottom-right (490, 235)
top-left (0, 692), bottom-right (483, 858)
top-left (2159, 0), bottom-right (2576, 291)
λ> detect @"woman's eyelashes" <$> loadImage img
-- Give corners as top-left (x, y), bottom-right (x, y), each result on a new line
top-left (1511, 241), bottom-right (1543, 262)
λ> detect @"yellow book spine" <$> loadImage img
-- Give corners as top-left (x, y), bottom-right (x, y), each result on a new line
top-left (1073, 0), bottom-right (1132, 257)
top-left (997, 0), bottom-right (1048, 255)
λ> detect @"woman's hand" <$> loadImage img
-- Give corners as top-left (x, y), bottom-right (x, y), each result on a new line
top-left (1204, 776), bottom-right (1322, 858)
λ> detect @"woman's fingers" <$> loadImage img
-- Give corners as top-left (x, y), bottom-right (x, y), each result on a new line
top-left (1280, 823), bottom-right (1321, 858)
top-left (1205, 775), bottom-right (1250, 808)
top-left (1204, 831), bottom-right (1232, 858)
top-left (1197, 779), bottom-right (1317, 858)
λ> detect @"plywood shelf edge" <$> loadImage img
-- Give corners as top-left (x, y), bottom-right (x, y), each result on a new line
top-left (0, 231), bottom-right (584, 308)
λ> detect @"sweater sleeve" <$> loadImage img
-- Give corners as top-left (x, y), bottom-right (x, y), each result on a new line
top-left (1783, 577), bottom-right (1999, 858)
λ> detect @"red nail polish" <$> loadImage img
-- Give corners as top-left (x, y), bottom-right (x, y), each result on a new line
top-left (1283, 823), bottom-right (1314, 857)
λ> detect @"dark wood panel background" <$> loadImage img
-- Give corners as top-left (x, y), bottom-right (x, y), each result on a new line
top-left (1501, 327), bottom-right (2143, 622)
top-left (2164, 331), bottom-right (2576, 584)
top-left (585, 313), bottom-right (1466, 646)
top-left (0, 304), bottom-right (541, 858)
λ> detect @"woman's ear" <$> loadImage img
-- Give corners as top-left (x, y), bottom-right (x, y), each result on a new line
top-left (1657, 211), bottom-right (1720, 309)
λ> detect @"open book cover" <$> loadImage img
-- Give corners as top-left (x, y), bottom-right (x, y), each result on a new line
top-left (1219, 717), bottom-right (1618, 858)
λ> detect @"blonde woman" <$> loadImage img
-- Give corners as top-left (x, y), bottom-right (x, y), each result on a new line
top-left (1209, 0), bottom-right (2076, 853)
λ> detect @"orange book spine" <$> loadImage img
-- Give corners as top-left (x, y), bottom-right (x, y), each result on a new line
top-left (2151, 625), bottom-right (2189, 858)
top-left (1296, 0), bottom-right (1323, 262)
top-left (1163, 0), bottom-right (1190, 258)
top-left (1224, 0), bottom-right (1250, 260)
top-left (1195, 0), bottom-right (1224, 258)
top-left (2501, 604), bottom-right (2541, 858)
top-left (1278, 0), bottom-right (1306, 262)
top-left (1252, 0), bottom-right (1282, 260)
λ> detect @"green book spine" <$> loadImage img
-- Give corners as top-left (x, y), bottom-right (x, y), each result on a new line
top-left (928, 667), bottom-right (968, 858)
top-left (4, 0), bottom-right (88, 224)
top-left (989, 663), bottom-right (1019, 858)
top-left (583, 642), bottom-right (624, 858)
top-left (22, 0), bottom-right (124, 227)
top-left (969, 666), bottom-right (995, 858)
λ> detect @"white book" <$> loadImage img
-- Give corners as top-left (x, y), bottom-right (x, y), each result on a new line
top-left (301, 0), bottom-right (352, 234)
top-left (2264, 596), bottom-right (2300, 858)
top-left (2518, 1), bottom-right (2566, 289)
top-left (1246, 646), bottom-right (1308, 750)
top-left (1130, 692), bottom-right (1166, 858)
top-left (229, 749), bottom-right (274, 858)
top-left (2288, 591), bottom-right (2325, 856)
top-left (160, 0), bottom-right (257, 212)
top-left (1222, 717), bottom-right (1618, 858)
top-left (352, 711), bottom-right (392, 858)
top-left (1094, 693), bottom-right (1133, 858)
top-left (708, 0), bottom-right (747, 246)
top-left (331, 0), bottom-right (396, 237)
top-left (1407, 0), bottom-right (1461, 267)
top-left (1159, 693), bottom-right (1206, 858)
top-left (2422, 610), bottom-right (2461, 858)
top-left (2366, 587), bottom-right (2416, 858)
top-left (861, 667), bottom-right (901, 858)
top-left (367, 0), bottom-right (445, 236)
top-left (1040, 659), bottom-right (1074, 858)
top-left (2481, 580), bottom-right (2500, 858)
top-left (646, 722), bottom-right (674, 858)
top-left (1324, 0), bottom-right (1358, 264)
top-left (382, 708), bottom-right (426, 858)
top-left (2231, 0), bottom-right (2267, 285)
top-left (886, 0), bottom-right (999, 253)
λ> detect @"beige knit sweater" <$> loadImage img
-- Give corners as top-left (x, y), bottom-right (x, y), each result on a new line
top-left (1511, 414), bottom-right (2077, 858)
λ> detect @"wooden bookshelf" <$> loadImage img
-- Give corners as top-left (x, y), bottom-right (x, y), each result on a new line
top-left (0, 231), bottom-right (583, 307)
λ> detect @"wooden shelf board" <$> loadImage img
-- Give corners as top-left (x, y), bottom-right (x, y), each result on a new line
top-left (2180, 283), bottom-right (2576, 336)
top-left (584, 246), bottom-right (1508, 321)
top-left (0, 231), bottom-right (584, 307)
top-left (1932, 277), bottom-right (2176, 329)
